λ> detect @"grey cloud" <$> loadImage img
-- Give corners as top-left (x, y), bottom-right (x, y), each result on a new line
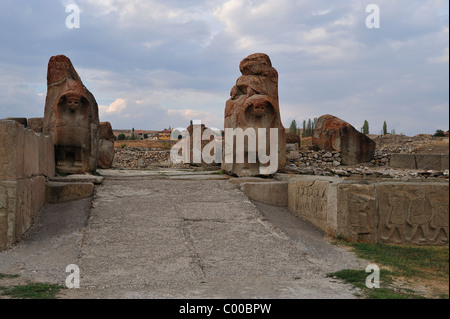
top-left (0, 0), bottom-right (448, 136)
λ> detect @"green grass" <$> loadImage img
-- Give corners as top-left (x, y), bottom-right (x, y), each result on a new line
top-left (329, 240), bottom-right (449, 299)
top-left (327, 269), bottom-right (424, 299)
top-left (211, 169), bottom-right (224, 175)
top-left (0, 274), bottom-right (65, 299)
top-left (0, 273), bottom-right (20, 280)
top-left (339, 241), bottom-right (449, 278)
top-left (0, 283), bottom-right (65, 299)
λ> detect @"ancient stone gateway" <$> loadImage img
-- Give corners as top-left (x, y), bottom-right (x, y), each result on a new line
top-left (222, 53), bottom-right (286, 177)
top-left (43, 55), bottom-right (100, 175)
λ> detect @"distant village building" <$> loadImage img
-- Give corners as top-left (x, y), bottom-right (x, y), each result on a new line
top-left (158, 128), bottom-right (172, 140)
top-left (135, 130), bottom-right (155, 139)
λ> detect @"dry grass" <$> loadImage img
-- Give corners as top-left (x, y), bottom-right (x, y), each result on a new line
top-left (114, 140), bottom-right (176, 150)
top-left (300, 136), bottom-right (312, 149)
top-left (413, 139), bottom-right (449, 154)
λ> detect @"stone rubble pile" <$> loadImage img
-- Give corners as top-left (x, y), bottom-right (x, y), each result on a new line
top-left (284, 143), bottom-right (448, 180)
top-left (112, 147), bottom-right (171, 169)
top-left (377, 145), bottom-right (415, 154)
top-left (285, 163), bottom-right (448, 180)
top-left (371, 150), bottom-right (391, 166)
top-left (286, 147), bottom-right (343, 168)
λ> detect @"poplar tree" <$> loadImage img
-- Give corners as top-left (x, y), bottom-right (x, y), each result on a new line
top-left (289, 120), bottom-right (298, 134)
top-left (362, 120), bottom-right (369, 134)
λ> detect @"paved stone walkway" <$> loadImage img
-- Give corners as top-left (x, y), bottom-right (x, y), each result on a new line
top-left (0, 171), bottom-right (366, 298)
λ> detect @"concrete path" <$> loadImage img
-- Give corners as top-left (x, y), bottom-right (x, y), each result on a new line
top-left (0, 171), bottom-right (367, 298)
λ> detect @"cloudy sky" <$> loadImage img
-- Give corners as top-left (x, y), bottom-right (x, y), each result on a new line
top-left (0, 0), bottom-right (448, 136)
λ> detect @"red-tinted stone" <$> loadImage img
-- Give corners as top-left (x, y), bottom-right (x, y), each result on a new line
top-left (312, 114), bottom-right (375, 165)
top-left (223, 53), bottom-right (286, 177)
top-left (99, 122), bottom-right (115, 142)
top-left (43, 55), bottom-right (99, 174)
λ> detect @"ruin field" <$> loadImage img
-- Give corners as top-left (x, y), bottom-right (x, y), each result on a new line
top-left (369, 134), bottom-right (449, 155)
top-left (114, 139), bottom-right (176, 150)
top-left (301, 134), bottom-right (449, 154)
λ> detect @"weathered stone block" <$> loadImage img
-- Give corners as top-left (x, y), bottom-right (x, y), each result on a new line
top-left (28, 117), bottom-right (44, 133)
top-left (441, 154), bottom-right (449, 170)
top-left (0, 182), bottom-right (12, 250)
top-left (49, 174), bottom-right (104, 185)
top-left (14, 179), bottom-right (33, 240)
top-left (286, 176), bottom-right (448, 245)
top-left (390, 154), bottom-right (417, 169)
top-left (0, 177), bottom-right (47, 251)
top-left (337, 184), bottom-right (377, 242)
top-left (377, 183), bottom-right (449, 245)
top-left (241, 181), bottom-right (288, 206)
top-left (23, 129), bottom-right (39, 177)
top-left (45, 182), bottom-right (94, 204)
top-left (0, 120), bottom-right (24, 181)
top-left (415, 154), bottom-right (444, 171)
top-left (31, 176), bottom-right (46, 221)
top-left (97, 139), bottom-right (115, 169)
top-left (46, 135), bottom-right (56, 178)
top-left (288, 179), bottom-right (329, 232)
top-left (2, 118), bottom-right (27, 127)
top-left (312, 114), bottom-right (375, 165)
top-left (38, 133), bottom-right (46, 176)
top-left (0, 181), bottom-right (17, 250)
top-left (99, 122), bottom-right (115, 142)
top-left (228, 177), bottom-right (269, 186)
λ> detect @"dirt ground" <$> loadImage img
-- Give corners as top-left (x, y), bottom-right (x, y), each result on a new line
top-left (114, 139), bottom-right (176, 150)
top-left (369, 134), bottom-right (449, 154)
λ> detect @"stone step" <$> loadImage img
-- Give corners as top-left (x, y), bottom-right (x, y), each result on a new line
top-left (49, 174), bottom-right (104, 185)
top-left (45, 181), bottom-right (95, 204)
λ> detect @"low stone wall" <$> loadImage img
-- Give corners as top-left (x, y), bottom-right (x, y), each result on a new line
top-left (285, 175), bottom-right (449, 245)
top-left (241, 182), bottom-right (288, 206)
top-left (0, 120), bottom-right (55, 251)
top-left (112, 147), bottom-right (170, 169)
top-left (390, 153), bottom-right (449, 171)
top-left (286, 144), bottom-right (391, 170)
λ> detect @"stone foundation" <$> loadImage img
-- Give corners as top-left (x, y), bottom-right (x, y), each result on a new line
top-left (0, 120), bottom-right (55, 251)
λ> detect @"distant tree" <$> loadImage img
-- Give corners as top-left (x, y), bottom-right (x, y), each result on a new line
top-left (306, 119), bottom-right (312, 137)
top-left (302, 120), bottom-right (306, 137)
top-left (117, 133), bottom-right (126, 141)
top-left (383, 121), bottom-right (388, 135)
top-left (143, 133), bottom-right (148, 139)
top-left (313, 118), bottom-right (318, 130)
top-left (131, 128), bottom-right (136, 140)
top-left (362, 120), bottom-right (369, 134)
top-left (434, 129), bottom-right (445, 137)
top-left (289, 120), bottom-right (298, 135)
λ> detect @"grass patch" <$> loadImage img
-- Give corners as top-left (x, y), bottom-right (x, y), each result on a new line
top-left (327, 269), bottom-right (424, 299)
top-left (0, 273), bottom-right (20, 280)
top-left (330, 240), bottom-right (449, 299)
top-left (0, 283), bottom-right (65, 299)
top-left (211, 170), bottom-right (224, 175)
